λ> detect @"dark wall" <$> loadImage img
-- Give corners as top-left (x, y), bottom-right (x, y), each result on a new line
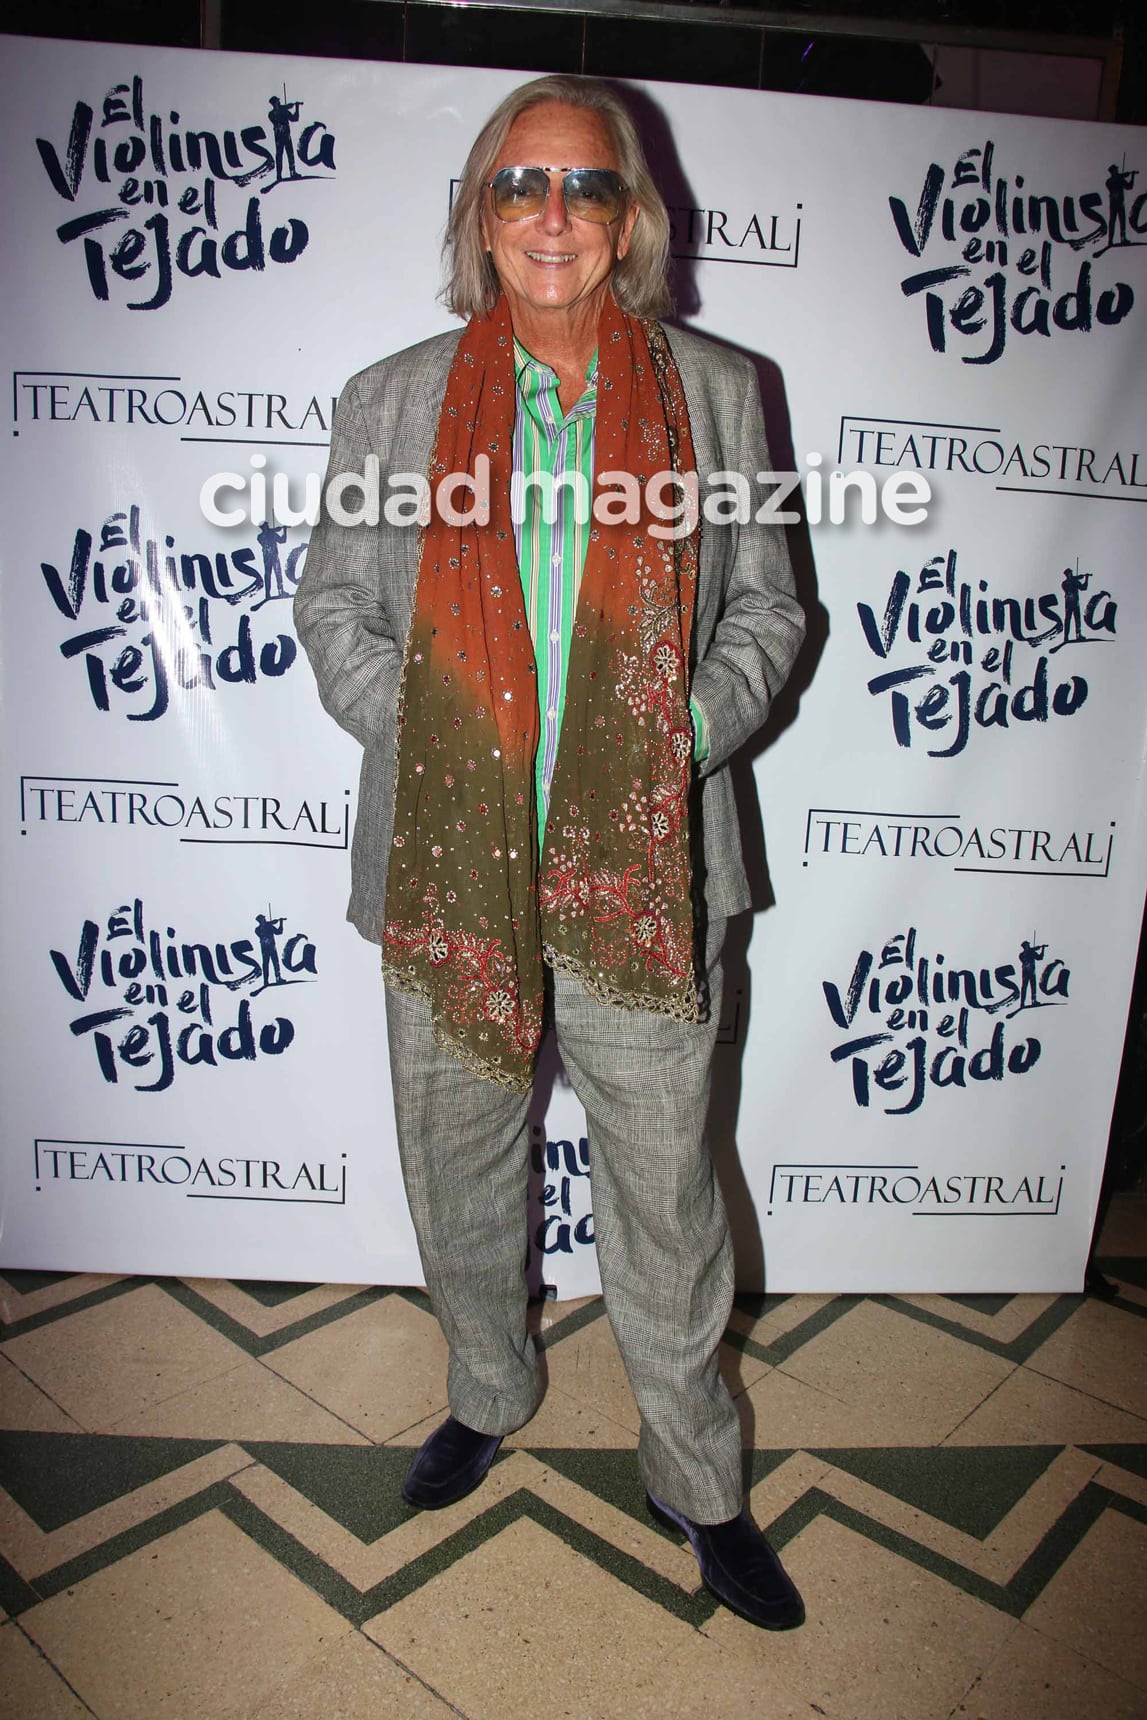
top-left (6, 0), bottom-right (1142, 120)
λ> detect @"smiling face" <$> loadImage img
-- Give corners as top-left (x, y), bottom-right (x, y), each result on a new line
top-left (480, 102), bottom-right (638, 338)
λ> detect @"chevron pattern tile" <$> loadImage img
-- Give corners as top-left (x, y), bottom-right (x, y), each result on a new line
top-left (1, 1198), bottom-right (1145, 1720)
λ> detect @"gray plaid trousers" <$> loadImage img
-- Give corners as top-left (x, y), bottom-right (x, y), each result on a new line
top-left (384, 920), bottom-right (743, 1523)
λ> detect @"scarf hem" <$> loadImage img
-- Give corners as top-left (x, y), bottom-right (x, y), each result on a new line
top-left (543, 944), bottom-right (702, 1024)
top-left (381, 958), bottom-right (537, 1094)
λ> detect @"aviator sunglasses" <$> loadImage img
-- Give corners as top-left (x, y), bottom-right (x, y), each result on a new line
top-left (486, 165), bottom-right (628, 225)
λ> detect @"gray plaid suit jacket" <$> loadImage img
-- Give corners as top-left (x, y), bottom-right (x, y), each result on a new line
top-left (294, 321), bottom-right (805, 942)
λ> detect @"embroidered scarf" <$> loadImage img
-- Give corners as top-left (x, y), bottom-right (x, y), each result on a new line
top-left (382, 293), bottom-right (700, 1090)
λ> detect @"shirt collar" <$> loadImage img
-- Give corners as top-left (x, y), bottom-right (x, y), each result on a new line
top-left (513, 339), bottom-right (598, 424)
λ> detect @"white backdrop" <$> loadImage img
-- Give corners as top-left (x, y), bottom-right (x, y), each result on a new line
top-left (2, 36), bottom-right (1145, 1291)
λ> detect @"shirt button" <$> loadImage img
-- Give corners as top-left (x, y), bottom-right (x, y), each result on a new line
top-left (549, 630), bottom-right (560, 643)
top-left (552, 554), bottom-right (562, 567)
top-left (547, 708), bottom-right (557, 720)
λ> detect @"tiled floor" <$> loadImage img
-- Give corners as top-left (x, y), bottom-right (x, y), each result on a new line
top-left (2, 1199), bottom-right (1146, 1720)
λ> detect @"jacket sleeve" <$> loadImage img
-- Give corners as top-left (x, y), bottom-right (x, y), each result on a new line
top-left (292, 375), bottom-right (404, 750)
top-left (689, 361), bottom-right (805, 775)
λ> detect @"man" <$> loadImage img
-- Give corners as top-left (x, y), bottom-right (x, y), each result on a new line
top-left (294, 74), bottom-right (806, 1630)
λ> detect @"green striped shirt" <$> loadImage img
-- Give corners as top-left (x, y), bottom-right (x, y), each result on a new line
top-left (511, 339), bottom-right (707, 848)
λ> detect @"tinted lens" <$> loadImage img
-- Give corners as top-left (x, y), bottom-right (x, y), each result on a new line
top-left (562, 169), bottom-right (624, 223)
top-left (490, 166), bottom-right (550, 221)
top-left (488, 167), bottom-right (625, 223)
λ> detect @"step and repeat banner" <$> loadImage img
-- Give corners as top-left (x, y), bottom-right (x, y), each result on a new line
top-left (2, 35), bottom-right (1145, 1291)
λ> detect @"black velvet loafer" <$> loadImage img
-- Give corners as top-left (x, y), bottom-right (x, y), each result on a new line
top-left (402, 1416), bottom-right (504, 1509)
top-left (647, 1493), bottom-right (806, 1630)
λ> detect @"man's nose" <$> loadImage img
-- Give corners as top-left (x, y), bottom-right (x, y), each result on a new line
top-left (538, 174), bottom-right (571, 234)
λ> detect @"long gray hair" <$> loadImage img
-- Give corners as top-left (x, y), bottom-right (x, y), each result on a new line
top-left (443, 75), bottom-right (673, 320)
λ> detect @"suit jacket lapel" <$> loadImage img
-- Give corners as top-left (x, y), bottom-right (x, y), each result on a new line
top-left (386, 332), bottom-right (463, 619)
